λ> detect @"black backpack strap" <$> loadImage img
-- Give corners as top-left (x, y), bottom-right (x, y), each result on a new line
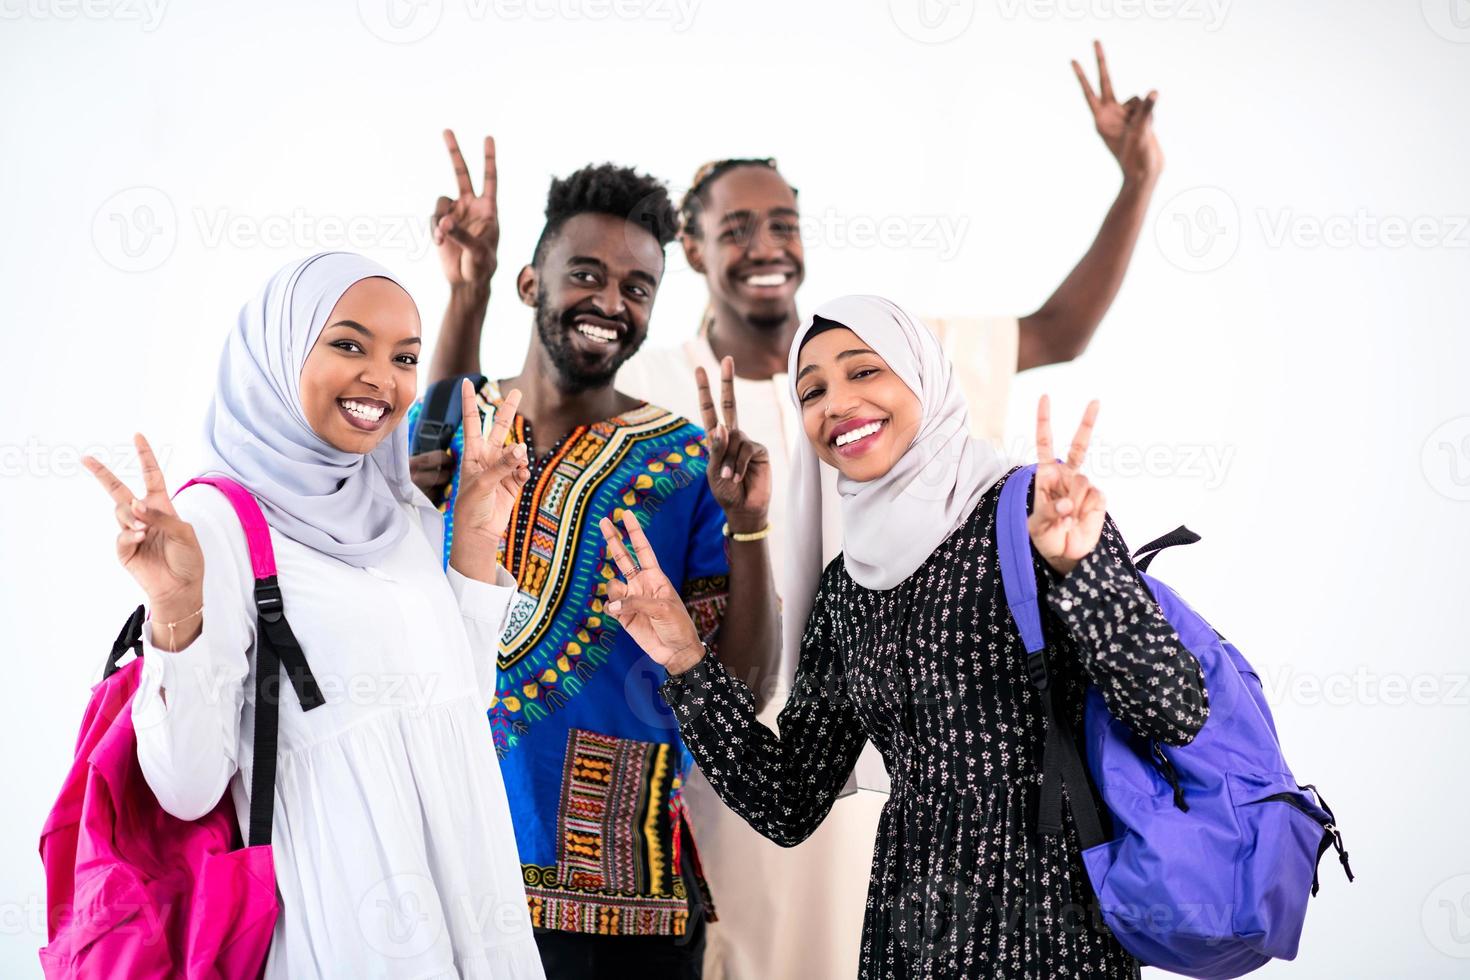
top-left (1298, 783), bottom-right (1355, 895)
top-left (413, 374), bottom-right (485, 455)
top-left (246, 576), bottom-right (325, 848)
top-left (1031, 654), bottom-right (1107, 852)
top-left (1132, 525), bottom-right (1201, 573)
top-left (103, 604), bottom-right (147, 679)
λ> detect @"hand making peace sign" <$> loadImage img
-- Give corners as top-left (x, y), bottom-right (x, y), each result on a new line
top-left (1028, 395), bottom-right (1107, 576)
top-left (696, 355), bottom-right (771, 532)
top-left (432, 129), bottom-right (500, 287)
top-left (1072, 41), bottom-right (1163, 183)
top-left (597, 511), bottom-right (707, 674)
top-left (450, 380), bottom-right (530, 549)
top-left (83, 435), bottom-right (205, 650)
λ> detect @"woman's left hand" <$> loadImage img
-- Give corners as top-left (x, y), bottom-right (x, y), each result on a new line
top-left (450, 381), bottom-right (529, 569)
top-left (1028, 395), bottom-right (1107, 576)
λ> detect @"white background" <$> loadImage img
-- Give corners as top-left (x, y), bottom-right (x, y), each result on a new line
top-left (2, 0), bottom-right (1468, 975)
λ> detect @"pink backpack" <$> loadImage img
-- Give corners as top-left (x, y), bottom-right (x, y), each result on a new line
top-left (38, 477), bottom-right (324, 978)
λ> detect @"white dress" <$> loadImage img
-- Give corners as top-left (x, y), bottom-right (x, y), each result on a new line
top-left (130, 483), bottom-right (546, 979)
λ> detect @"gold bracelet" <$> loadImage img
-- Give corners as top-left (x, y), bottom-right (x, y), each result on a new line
top-left (722, 521), bottom-right (772, 542)
top-left (157, 605), bottom-right (203, 651)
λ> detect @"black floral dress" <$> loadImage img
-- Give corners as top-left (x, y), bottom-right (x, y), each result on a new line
top-left (659, 468), bottom-right (1210, 978)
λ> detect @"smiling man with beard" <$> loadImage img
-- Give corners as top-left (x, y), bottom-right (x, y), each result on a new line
top-left (408, 158), bottom-right (779, 979)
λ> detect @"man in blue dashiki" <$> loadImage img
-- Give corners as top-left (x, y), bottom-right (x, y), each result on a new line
top-left (408, 158), bottom-right (778, 979)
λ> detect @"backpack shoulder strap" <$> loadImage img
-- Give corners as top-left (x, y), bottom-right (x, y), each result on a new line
top-left (175, 475), bottom-right (325, 847)
top-left (994, 463), bottom-right (1107, 851)
top-left (179, 476), bottom-right (277, 579)
top-left (413, 373), bottom-right (486, 454)
top-left (997, 464), bottom-right (1045, 659)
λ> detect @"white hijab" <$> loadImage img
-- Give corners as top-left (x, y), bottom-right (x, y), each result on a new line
top-left (202, 252), bottom-right (438, 568)
top-left (782, 295), bottom-right (1013, 661)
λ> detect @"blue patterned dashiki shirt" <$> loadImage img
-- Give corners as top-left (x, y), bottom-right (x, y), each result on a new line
top-left (407, 380), bottom-right (728, 937)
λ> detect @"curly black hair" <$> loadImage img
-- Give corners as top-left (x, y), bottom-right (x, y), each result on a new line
top-left (531, 163), bottom-right (678, 267)
top-left (677, 157), bottom-right (798, 238)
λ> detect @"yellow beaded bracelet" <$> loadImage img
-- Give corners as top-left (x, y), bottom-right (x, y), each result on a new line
top-left (722, 522), bottom-right (772, 542)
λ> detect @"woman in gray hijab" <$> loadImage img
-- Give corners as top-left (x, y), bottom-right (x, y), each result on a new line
top-left (83, 253), bottom-right (546, 979)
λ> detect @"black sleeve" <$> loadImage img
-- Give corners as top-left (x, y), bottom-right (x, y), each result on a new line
top-left (1040, 515), bottom-right (1210, 745)
top-left (659, 573), bottom-right (867, 846)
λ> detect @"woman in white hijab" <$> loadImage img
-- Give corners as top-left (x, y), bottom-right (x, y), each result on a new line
top-left (594, 295), bottom-right (1210, 978)
top-left (83, 253), bottom-right (546, 979)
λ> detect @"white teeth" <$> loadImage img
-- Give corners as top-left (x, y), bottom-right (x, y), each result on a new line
top-left (342, 399), bottom-right (385, 421)
top-left (576, 322), bottom-right (618, 344)
top-left (834, 421), bottom-right (883, 447)
top-left (744, 273), bottom-right (788, 287)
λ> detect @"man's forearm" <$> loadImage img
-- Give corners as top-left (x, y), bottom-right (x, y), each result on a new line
top-left (1017, 174), bottom-right (1158, 371)
top-left (427, 281), bottom-right (491, 385)
top-left (714, 517), bottom-right (781, 711)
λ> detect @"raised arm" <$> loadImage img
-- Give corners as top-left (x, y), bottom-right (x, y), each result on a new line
top-left (427, 129), bottom-right (500, 384)
top-left (1027, 396), bottom-right (1209, 744)
top-left (1017, 42), bottom-right (1163, 371)
top-left (693, 356), bottom-right (781, 709)
top-left (598, 514), bottom-right (865, 846)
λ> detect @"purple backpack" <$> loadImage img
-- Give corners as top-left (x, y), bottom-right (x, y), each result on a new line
top-left (997, 465), bottom-right (1353, 979)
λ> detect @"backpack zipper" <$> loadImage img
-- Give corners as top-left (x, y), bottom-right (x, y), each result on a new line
top-left (1150, 743), bottom-right (1190, 812)
top-left (1248, 791), bottom-right (1355, 892)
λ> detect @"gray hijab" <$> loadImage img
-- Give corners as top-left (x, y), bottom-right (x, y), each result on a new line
top-left (782, 295), bottom-right (1012, 664)
top-left (202, 251), bottom-right (434, 568)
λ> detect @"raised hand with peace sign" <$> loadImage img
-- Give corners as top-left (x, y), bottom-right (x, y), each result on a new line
top-left (1028, 395), bottom-right (1107, 576)
top-left (1072, 41), bottom-right (1163, 184)
top-left (432, 129), bottom-right (500, 288)
top-left (696, 355), bottom-right (771, 535)
top-left (82, 435), bottom-right (205, 651)
top-left (447, 380), bottom-right (531, 583)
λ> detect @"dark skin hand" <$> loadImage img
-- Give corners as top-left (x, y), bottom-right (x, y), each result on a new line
top-left (410, 449), bottom-right (455, 504)
top-left (429, 128), bottom-right (499, 383)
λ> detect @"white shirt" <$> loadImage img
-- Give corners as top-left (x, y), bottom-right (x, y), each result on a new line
top-left (131, 484), bottom-right (545, 980)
